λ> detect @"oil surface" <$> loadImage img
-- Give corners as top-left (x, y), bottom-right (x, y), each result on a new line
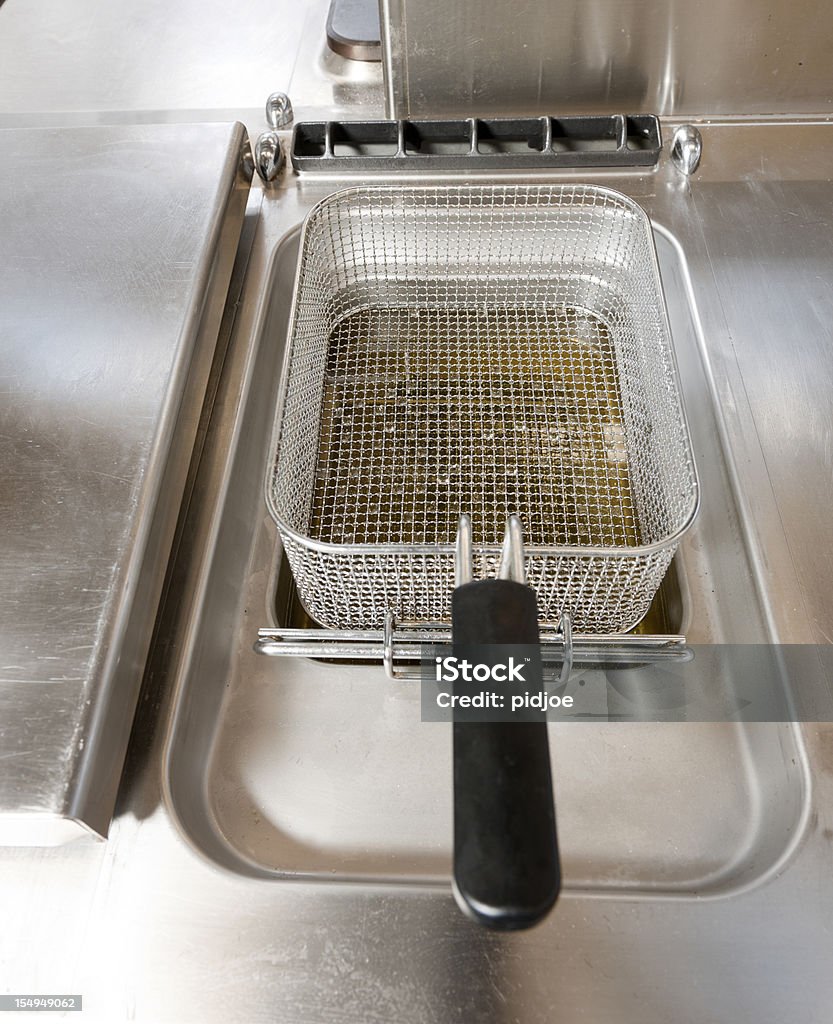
top-left (309, 306), bottom-right (641, 548)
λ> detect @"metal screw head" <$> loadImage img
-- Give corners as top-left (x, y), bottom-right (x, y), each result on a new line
top-left (265, 92), bottom-right (293, 130)
top-left (255, 131), bottom-right (284, 183)
top-left (670, 125), bottom-right (703, 176)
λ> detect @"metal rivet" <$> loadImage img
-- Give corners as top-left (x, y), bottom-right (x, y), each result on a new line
top-left (255, 131), bottom-right (284, 183)
top-left (265, 92), bottom-right (294, 130)
top-left (670, 125), bottom-right (703, 176)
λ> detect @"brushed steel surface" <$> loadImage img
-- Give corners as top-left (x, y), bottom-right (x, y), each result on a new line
top-left (380, 0), bottom-right (833, 119)
top-left (0, 0), bottom-right (385, 136)
top-left (690, 176), bottom-right (833, 649)
top-left (0, 0), bottom-right (302, 114)
top-left (0, 122), bottom-right (251, 841)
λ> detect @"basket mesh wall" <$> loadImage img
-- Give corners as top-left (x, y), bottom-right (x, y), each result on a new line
top-left (268, 185), bottom-right (697, 632)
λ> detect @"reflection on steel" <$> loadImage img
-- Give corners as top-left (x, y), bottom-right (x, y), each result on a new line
top-left (454, 514), bottom-right (473, 588)
top-left (497, 515), bottom-right (526, 585)
top-left (379, 0), bottom-right (833, 118)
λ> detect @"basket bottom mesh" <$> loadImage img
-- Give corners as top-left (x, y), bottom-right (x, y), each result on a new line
top-left (309, 304), bottom-right (642, 549)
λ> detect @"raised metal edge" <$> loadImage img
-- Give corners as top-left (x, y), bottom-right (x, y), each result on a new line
top-left (291, 115), bottom-right (662, 171)
top-left (62, 125), bottom-right (253, 842)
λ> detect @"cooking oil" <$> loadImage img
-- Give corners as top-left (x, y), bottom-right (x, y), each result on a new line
top-left (310, 306), bottom-right (641, 549)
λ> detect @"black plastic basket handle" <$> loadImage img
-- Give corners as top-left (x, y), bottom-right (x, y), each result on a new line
top-left (451, 515), bottom-right (561, 930)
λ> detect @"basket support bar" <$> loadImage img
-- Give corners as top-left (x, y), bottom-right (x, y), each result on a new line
top-left (254, 616), bottom-right (689, 682)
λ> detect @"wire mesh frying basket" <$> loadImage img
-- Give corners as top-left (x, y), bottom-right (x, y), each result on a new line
top-left (267, 185), bottom-right (698, 634)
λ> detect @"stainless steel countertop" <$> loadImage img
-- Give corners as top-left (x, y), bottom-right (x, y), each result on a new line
top-left (0, 122), bottom-right (250, 841)
top-left (0, 0), bottom-right (385, 136)
top-left (1, 2), bottom-right (833, 1021)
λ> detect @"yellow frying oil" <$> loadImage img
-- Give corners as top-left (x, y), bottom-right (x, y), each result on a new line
top-left (310, 307), bottom-right (641, 548)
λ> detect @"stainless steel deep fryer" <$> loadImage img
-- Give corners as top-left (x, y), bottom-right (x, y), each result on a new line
top-left (266, 184), bottom-right (698, 634)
